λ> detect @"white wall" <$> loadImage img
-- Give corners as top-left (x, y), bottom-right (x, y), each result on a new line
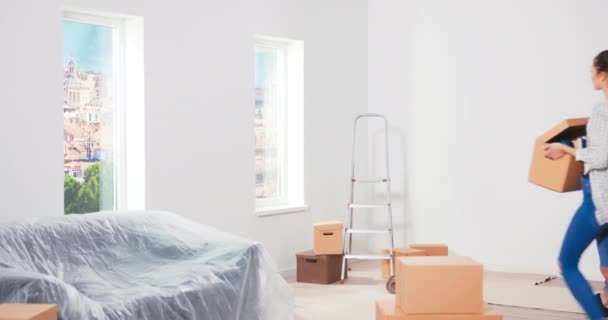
top-left (7, 0), bottom-right (601, 280)
top-left (0, 0), bottom-right (368, 272)
top-left (145, 0), bottom-right (368, 271)
top-left (0, 2), bottom-right (64, 222)
top-left (368, 0), bottom-right (608, 279)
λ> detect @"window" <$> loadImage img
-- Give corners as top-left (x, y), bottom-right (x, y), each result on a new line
top-left (63, 10), bottom-right (145, 214)
top-left (255, 36), bottom-right (305, 215)
top-left (255, 41), bottom-right (286, 202)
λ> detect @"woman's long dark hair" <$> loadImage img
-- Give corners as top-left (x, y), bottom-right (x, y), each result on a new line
top-left (594, 50), bottom-right (608, 73)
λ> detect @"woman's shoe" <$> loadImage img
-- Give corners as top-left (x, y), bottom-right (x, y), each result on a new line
top-left (594, 293), bottom-right (608, 317)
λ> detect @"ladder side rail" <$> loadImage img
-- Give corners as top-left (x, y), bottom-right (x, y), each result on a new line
top-left (382, 116), bottom-right (396, 277)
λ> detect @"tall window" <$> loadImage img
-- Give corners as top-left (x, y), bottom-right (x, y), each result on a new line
top-left (63, 14), bottom-right (120, 214)
top-left (255, 36), bottom-right (305, 213)
top-left (255, 41), bottom-right (287, 202)
top-left (63, 11), bottom-right (144, 215)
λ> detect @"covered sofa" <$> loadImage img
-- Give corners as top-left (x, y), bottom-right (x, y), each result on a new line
top-left (0, 211), bottom-right (293, 320)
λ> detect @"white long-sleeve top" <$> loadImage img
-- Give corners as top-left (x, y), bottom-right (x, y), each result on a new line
top-left (576, 101), bottom-right (608, 224)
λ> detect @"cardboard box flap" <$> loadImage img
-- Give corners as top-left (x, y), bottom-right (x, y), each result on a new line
top-left (536, 117), bottom-right (588, 143)
top-left (313, 221), bottom-right (343, 231)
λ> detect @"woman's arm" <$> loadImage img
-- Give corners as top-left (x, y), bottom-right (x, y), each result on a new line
top-left (576, 109), bottom-right (608, 170)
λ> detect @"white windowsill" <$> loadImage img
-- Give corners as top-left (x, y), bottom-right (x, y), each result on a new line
top-left (256, 204), bottom-right (309, 217)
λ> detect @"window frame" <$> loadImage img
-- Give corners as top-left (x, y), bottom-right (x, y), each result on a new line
top-left (63, 11), bottom-right (127, 211)
top-left (254, 35), bottom-right (306, 216)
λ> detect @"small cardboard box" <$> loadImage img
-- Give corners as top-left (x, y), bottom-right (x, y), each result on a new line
top-left (0, 304), bottom-right (57, 320)
top-left (296, 250), bottom-right (346, 284)
top-left (396, 256), bottom-right (483, 315)
top-left (528, 118), bottom-right (588, 192)
top-left (381, 247), bottom-right (426, 279)
top-left (313, 221), bottom-right (343, 255)
top-left (409, 244), bottom-right (448, 256)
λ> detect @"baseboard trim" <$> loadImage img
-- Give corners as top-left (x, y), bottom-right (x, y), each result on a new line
top-left (484, 262), bottom-right (604, 282)
top-left (484, 262), bottom-right (559, 276)
top-left (280, 267), bottom-right (296, 280)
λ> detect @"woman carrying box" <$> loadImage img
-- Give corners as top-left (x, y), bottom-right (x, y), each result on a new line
top-left (544, 50), bottom-right (608, 320)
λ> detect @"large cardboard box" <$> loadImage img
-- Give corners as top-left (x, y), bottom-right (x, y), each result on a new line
top-left (529, 118), bottom-right (588, 192)
top-left (409, 244), bottom-right (448, 256)
top-left (296, 250), bottom-right (346, 284)
top-left (381, 247), bottom-right (426, 279)
top-left (313, 221), bottom-right (343, 255)
top-left (0, 304), bottom-right (57, 320)
top-left (396, 256), bottom-right (483, 315)
top-left (376, 297), bottom-right (501, 320)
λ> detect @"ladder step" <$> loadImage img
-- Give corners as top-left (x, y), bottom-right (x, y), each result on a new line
top-left (351, 177), bottom-right (389, 183)
top-left (348, 203), bottom-right (390, 209)
top-left (344, 254), bottom-right (391, 260)
top-left (346, 229), bottom-right (391, 234)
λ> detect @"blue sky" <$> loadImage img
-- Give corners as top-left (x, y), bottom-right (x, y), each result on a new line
top-left (63, 21), bottom-right (113, 74)
top-left (255, 51), bottom-right (276, 88)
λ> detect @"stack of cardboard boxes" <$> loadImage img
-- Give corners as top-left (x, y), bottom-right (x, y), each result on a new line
top-left (296, 222), bottom-right (455, 287)
top-left (376, 255), bottom-right (502, 319)
top-left (296, 221), bottom-right (346, 284)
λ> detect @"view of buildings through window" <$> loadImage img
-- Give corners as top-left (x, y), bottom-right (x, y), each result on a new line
top-left (63, 19), bottom-right (116, 214)
top-left (255, 44), bottom-right (285, 201)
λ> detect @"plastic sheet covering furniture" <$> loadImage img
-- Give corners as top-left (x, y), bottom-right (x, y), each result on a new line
top-left (0, 211), bottom-right (293, 320)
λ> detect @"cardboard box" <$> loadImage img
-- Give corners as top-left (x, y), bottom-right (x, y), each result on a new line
top-left (381, 247), bottom-right (426, 279)
top-left (396, 256), bottom-right (483, 315)
top-left (409, 244), bottom-right (448, 256)
top-left (313, 221), bottom-right (343, 255)
top-left (0, 304), bottom-right (57, 320)
top-left (376, 297), bottom-right (493, 320)
top-left (528, 118), bottom-right (588, 192)
top-left (296, 250), bottom-right (346, 284)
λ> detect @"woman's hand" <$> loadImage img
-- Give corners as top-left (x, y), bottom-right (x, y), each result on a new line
top-left (543, 143), bottom-right (568, 160)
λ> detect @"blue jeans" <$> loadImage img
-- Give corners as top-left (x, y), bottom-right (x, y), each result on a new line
top-left (559, 177), bottom-right (608, 319)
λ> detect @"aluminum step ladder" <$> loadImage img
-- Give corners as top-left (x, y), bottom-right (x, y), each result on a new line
top-left (340, 113), bottom-right (395, 292)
